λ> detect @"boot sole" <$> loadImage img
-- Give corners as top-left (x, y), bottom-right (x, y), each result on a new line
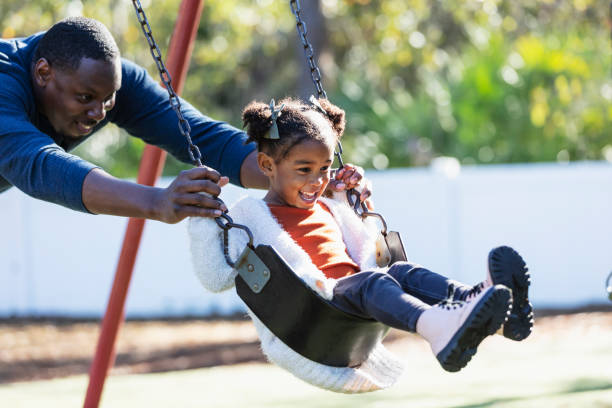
top-left (488, 246), bottom-right (533, 341)
top-left (436, 286), bottom-right (512, 372)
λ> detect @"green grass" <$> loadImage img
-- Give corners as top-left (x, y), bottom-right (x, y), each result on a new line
top-left (1, 325), bottom-right (611, 408)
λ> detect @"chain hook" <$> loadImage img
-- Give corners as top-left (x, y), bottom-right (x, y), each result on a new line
top-left (362, 211), bottom-right (388, 236)
top-left (215, 213), bottom-right (254, 247)
top-left (215, 212), bottom-right (255, 267)
top-left (346, 189), bottom-right (388, 234)
top-left (346, 189), bottom-right (364, 214)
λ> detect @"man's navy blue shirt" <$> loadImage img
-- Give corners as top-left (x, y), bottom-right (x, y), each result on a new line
top-left (0, 33), bottom-right (255, 212)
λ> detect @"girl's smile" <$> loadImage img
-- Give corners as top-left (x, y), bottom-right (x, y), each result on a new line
top-left (260, 139), bottom-right (335, 209)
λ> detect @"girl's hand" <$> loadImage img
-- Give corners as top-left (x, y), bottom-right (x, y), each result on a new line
top-left (327, 163), bottom-right (372, 203)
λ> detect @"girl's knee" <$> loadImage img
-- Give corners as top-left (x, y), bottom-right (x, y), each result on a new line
top-left (365, 271), bottom-right (402, 291)
top-left (387, 262), bottom-right (424, 279)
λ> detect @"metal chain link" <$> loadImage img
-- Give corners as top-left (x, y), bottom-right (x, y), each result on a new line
top-left (215, 213), bottom-right (254, 267)
top-left (346, 189), bottom-right (387, 232)
top-left (289, 0), bottom-right (344, 167)
top-left (289, 0), bottom-right (389, 231)
top-left (289, 0), bottom-right (327, 100)
top-left (131, 0), bottom-right (258, 268)
top-left (131, 0), bottom-right (203, 166)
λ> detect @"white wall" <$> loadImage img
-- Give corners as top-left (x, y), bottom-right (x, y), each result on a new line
top-left (1, 161), bottom-right (611, 318)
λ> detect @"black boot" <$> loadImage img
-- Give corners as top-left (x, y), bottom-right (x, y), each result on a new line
top-left (488, 246), bottom-right (533, 341)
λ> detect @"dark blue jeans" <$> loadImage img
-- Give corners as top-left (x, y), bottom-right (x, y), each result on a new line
top-left (331, 262), bottom-right (472, 333)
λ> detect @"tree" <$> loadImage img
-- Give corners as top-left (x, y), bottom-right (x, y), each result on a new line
top-left (1, 0), bottom-right (610, 175)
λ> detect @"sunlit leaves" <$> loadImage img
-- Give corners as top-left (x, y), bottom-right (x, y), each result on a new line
top-left (1, 0), bottom-right (610, 174)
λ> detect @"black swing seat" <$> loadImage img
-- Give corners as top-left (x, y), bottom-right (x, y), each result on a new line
top-left (235, 244), bottom-right (390, 368)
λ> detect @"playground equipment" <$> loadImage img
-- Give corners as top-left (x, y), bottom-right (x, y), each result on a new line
top-left (83, 1), bottom-right (204, 406)
top-left (213, 0), bottom-right (407, 369)
top-left (85, 0), bottom-right (410, 404)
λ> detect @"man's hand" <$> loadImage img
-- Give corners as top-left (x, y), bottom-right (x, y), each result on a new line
top-left (154, 166), bottom-right (229, 224)
top-left (327, 163), bottom-right (372, 203)
top-left (82, 166), bottom-right (230, 224)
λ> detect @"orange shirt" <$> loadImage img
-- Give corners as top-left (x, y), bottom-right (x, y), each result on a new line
top-left (268, 202), bottom-right (360, 279)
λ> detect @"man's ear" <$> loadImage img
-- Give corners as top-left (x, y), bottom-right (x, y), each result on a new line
top-left (257, 152), bottom-right (275, 175)
top-left (33, 58), bottom-right (52, 87)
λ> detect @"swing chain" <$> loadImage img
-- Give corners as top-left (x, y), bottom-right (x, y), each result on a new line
top-left (132, 0), bottom-right (258, 268)
top-left (131, 0), bottom-right (203, 167)
top-left (289, 0), bottom-right (344, 168)
top-left (289, 0), bottom-right (327, 100)
top-left (216, 213), bottom-right (255, 267)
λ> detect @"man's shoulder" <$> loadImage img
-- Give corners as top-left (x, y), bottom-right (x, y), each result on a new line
top-left (0, 32), bottom-right (43, 65)
top-left (0, 33), bottom-right (41, 107)
top-left (119, 57), bottom-right (149, 83)
top-left (111, 57), bottom-right (165, 118)
top-left (114, 57), bottom-right (158, 101)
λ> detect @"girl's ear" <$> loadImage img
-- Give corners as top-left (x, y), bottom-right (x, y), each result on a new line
top-left (257, 152), bottom-right (275, 175)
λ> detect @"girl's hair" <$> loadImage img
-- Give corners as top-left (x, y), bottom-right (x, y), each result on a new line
top-left (242, 97), bottom-right (345, 161)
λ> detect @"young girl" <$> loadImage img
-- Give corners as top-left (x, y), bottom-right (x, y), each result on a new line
top-left (189, 97), bottom-right (532, 393)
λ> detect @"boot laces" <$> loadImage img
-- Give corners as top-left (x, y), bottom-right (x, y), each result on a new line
top-left (465, 281), bottom-right (486, 301)
top-left (435, 284), bottom-right (466, 310)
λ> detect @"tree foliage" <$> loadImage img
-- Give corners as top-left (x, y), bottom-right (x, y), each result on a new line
top-left (1, 0), bottom-right (610, 176)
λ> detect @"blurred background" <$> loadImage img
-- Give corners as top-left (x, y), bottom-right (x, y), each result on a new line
top-left (0, 1), bottom-right (611, 407)
top-left (1, 0), bottom-right (611, 175)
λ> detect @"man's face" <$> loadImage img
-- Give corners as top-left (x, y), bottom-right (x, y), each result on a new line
top-left (34, 56), bottom-right (122, 138)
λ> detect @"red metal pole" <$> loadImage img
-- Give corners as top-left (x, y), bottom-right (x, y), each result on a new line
top-left (84, 1), bottom-right (204, 407)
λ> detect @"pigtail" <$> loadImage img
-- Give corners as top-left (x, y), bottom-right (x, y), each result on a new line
top-left (243, 96), bottom-right (343, 159)
top-left (318, 98), bottom-right (346, 138)
top-left (242, 101), bottom-right (273, 145)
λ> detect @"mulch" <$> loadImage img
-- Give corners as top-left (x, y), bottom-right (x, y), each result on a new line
top-left (1, 307), bottom-right (610, 383)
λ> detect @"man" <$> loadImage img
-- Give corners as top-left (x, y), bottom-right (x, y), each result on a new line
top-left (0, 16), bottom-right (268, 223)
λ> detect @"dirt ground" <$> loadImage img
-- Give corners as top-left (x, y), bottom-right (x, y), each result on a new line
top-left (1, 309), bottom-right (610, 384)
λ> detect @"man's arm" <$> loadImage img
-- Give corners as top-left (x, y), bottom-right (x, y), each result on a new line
top-left (0, 94), bottom-right (97, 212)
top-left (0, 81), bottom-right (229, 222)
top-left (110, 60), bottom-right (261, 189)
top-left (82, 166), bottom-right (229, 223)
top-left (0, 62), bottom-right (261, 221)
top-left (82, 150), bottom-right (267, 223)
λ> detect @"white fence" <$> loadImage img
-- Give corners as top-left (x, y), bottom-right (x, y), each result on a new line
top-left (1, 160), bottom-right (611, 318)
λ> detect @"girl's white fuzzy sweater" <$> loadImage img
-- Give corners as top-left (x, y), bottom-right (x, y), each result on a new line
top-left (188, 192), bottom-right (404, 393)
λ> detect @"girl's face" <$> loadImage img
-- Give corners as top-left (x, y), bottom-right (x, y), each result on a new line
top-left (259, 138), bottom-right (334, 209)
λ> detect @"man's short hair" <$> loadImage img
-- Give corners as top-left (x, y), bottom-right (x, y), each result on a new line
top-left (34, 16), bottom-right (120, 71)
